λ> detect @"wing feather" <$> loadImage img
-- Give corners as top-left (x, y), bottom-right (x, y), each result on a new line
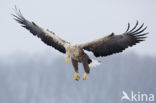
top-left (79, 21), bottom-right (148, 57)
top-left (12, 7), bottom-right (69, 53)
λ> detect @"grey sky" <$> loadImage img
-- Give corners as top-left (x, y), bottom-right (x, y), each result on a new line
top-left (0, 0), bottom-right (156, 57)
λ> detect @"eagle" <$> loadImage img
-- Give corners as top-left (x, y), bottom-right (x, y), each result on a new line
top-left (12, 7), bottom-right (148, 80)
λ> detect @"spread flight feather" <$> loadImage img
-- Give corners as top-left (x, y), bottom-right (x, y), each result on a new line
top-left (12, 7), bottom-right (148, 80)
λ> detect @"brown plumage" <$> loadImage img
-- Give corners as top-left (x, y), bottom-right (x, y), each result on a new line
top-left (12, 7), bottom-right (148, 80)
top-left (80, 21), bottom-right (148, 57)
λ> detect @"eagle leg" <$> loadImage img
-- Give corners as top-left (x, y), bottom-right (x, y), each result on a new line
top-left (71, 59), bottom-right (80, 81)
top-left (74, 72), bottom-right (80, 81)
top-left (83, 72), bottom-right (87, 80)
top-left (82, 58), bottom-right (90, 80)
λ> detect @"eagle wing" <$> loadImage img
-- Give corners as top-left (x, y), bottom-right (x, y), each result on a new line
top-left (79, 21), bottom-right (148, 57)
top-left (12, 7), bottom-right (69, 53)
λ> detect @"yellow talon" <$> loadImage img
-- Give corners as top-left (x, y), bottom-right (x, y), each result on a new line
top-left (83, 73), bottom-right (87, 80)
top-left (65, 58), bottom-right (69, 64)
top-left (74, 73), bottom-right (80, 81)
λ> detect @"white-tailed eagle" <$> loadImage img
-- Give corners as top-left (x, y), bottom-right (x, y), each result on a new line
top-left (12, 7), bottom-right (148, 80)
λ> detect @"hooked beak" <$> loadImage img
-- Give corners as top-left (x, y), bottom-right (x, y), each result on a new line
top-left (65, 58), bottom-right (69, 64)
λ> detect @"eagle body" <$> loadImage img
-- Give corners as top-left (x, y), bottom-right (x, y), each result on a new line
top-left (65, 44), bottom-right (92, 74)
top-left (65, 44), bottom-right (84, 62)
top-left (12, 7), bottom-right (148, 80)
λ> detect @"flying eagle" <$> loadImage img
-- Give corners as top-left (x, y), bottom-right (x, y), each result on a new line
top-left (12, 7), bottom-right (148, 80)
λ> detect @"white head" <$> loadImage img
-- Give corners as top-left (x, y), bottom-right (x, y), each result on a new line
top-left (64, 44), bottom-right (78, 64)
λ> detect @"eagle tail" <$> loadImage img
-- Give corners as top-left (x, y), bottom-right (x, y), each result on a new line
top-left (89, 59), bottom-right (101, 68)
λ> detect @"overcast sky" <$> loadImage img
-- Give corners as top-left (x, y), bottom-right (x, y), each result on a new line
top-left (0, 0), bottom-right (156, 57)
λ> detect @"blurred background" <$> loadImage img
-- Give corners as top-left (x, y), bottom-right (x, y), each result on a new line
top-left (0, 0), bottom-right (156, 103)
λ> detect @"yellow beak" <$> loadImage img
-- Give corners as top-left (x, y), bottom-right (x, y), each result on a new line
top-left (65, 58), bottom-right (69, 64)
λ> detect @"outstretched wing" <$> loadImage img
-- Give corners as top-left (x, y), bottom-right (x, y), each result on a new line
top-left (79, 21), bottom-right (148, 57)
top-left (12, 7), bottom-right (69, 53)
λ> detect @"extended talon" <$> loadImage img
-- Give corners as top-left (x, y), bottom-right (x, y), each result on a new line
top-left (83, 73), bottom-right (87, 80)
top-left (74, 73), bottom-right (80, 81)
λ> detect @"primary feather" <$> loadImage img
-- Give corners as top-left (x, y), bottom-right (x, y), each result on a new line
top-left (80, 21), bottom-right (148, 57)
top-left (12, 7), bottom-right (69, 53)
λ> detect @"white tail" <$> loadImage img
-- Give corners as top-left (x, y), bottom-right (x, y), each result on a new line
top-left (89, 59), bottom-right (101, 68)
